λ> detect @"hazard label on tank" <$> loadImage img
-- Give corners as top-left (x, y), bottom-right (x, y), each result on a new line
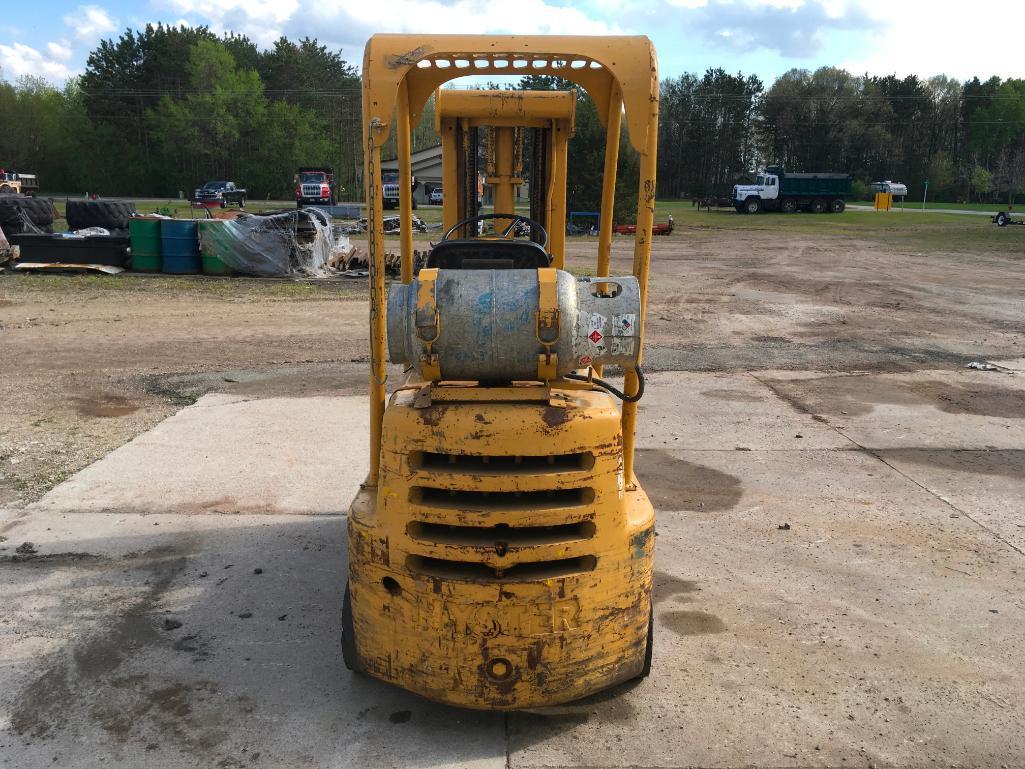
top-left (588, 329), bottom-right (603, 344)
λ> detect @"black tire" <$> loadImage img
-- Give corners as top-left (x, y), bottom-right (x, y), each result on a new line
top-left (781, 197), bottom-right (798, 214)
top-left (811, 198), bottom-right (827, 214)
top-left (66, 199), bottom-right (136, 230)
top-left (0, 195), bottom-right (56, 225)
top-left (0, 196), bottom-right (57, 232)
top-left (996, 212), bottom-right (1009, 227)
top-left (639, 600), bottom-right (654, 678)
top-left (341, 580), bottom-right (361, 672)
top-left (830, 198), bottom-right (846, 213)
top-left (744, 198), bottom-right (761, 214)
top-left (238, 197), bottom-right (245, 209)
top-left (297, 201), bottom-right (304, 209)
top-left (411, 198), bottom-right (418, 210)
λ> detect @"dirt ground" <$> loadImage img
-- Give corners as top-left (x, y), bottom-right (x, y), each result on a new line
top-left (3, 220), bottom-right (1025, 769)
top-left (3, 227), bottom-right (1023, 508)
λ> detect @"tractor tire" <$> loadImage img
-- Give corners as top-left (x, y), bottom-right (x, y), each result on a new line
top-left (996, 211), bottom-right (1010, 227)
top-left (830, 198), bottom-right (846, 213)
top-left (341, 580), bottom-right (362, 672)
top-left (0, 195), bottom-right (57, 231)
top-left (781, 197), bottom-right (798, 214)
top-left (811, 198), bottom-right (827, 214)
top-left (66, 199), bottom-right (136, 231)
top-left (638, 599), bottom-right (654, 679)
top-left (744, 198), bottom-right (761, 214)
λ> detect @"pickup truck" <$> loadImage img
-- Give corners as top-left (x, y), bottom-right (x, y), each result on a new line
top-left (193, 181), bottom-right (246, 208)
top-left (733, 166), bottom-right (852, 214)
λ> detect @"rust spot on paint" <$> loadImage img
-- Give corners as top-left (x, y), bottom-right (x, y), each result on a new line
top-left (386, 46), bottom-right (428, 68)
top-left (526, 640), bottom-right (543, 669)
top-left (419, 405), bottom-right (449, 427)
top-left (542, 406), bottom-right (570, 428)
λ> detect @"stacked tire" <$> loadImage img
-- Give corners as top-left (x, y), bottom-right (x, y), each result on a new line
top-left (0, 196), bottom-right (58, 234)
top-left (66, 199), bottom-right (137, 235)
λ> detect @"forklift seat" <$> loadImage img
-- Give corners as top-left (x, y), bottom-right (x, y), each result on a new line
top-left (426, 238), bottom-right (552, 270)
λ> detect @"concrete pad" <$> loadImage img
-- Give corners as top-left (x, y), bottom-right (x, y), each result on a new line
top-left (28, 394), bottom-right (370, 516)
top-left (513, 448), bottom-right (1025, 769)
top-left (878, 448), bottom-right (1025, 552)
top-left (637, 372), bottom-right (848, 451)
top-left (0, 510), bottom-right (505, 769)
top-left (4, 372), bottom-right (1025, 768)
top-left (761, 369), bottom-right (1025, 449)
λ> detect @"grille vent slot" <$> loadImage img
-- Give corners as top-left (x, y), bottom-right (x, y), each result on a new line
top-left (409, 486), bottom-right (593, 511)
top-left (411, 451), bottom-right (594, 474)
top-left (406, 554), bottom-right (597, 582)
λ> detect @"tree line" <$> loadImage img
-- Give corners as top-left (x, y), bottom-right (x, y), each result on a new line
top-left (2, 24), bottom-right (1024, 205)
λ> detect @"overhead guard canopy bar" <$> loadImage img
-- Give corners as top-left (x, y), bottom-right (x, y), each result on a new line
top-left (362, 34), bottom-right (658, 487)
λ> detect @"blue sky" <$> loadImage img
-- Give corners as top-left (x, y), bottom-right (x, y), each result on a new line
top-left (3, 0), bottom-right (1024, 85)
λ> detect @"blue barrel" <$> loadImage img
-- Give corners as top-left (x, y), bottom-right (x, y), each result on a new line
top-left (160, 220), bottom-right (200, 274)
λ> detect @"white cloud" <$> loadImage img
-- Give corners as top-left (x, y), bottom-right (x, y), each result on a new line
top-left (841, 0), bottom-right (1025, 79)
top-left (47, 41), bottom-right (73, 61)
top-left (0, 42), bottom-right (74, 81)
top-left (665, 0), bottom-right (880, 57)
top-left (63, 4), bottom-right (117, 42)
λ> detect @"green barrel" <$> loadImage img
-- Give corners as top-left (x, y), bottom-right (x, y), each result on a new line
top-left (198, 220), bottom-right (235, 275)
top-left (128, 218), bottom-right (162, 271)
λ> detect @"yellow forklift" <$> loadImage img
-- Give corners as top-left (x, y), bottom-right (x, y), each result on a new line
top-left (345, 34), bottom-right (659, 709)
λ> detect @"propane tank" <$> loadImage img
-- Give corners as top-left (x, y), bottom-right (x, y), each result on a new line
top-left (387, 268), bottom-right (641, 381)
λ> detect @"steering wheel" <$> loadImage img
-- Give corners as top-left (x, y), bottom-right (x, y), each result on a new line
top-left (442, 213), bottom-right (549, 249)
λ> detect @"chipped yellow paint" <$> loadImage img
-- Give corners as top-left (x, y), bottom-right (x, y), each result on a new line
top-left (349, 385), bottom-right (654, 709)
top-left (351, 33), bottom-right (659, 710)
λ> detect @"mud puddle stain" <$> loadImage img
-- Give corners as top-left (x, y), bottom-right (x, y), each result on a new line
top-left (73, 394), bottom-right (140, 418)
top-left (661, 610), bottom-right (727, 636)
top-left (635, 449), bottom-right (742, 512)
top-left (880, 448), bottom-right (1025, 480)
top-left (700, 388), bottom-right (766, 403)
top-left (764, 375), bottom-right (1025, 419)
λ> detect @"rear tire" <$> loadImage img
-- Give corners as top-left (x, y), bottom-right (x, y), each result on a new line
top-left (638, 600), bottom-right (654, 678)
top-left (996, 211), bottom-right (1009, 227)
top-left (744, 198), bottom-right (761, 214)
top-left (238, 197), bottom-right (245, 209)
top-left (781, 197), bottom-right (798, 214)
top-left (341, 580), bottom-right (361, 672)
top-left (811, 198), bottom-right (827, 214)
top-left (830, 198), bottom-right (846, 213)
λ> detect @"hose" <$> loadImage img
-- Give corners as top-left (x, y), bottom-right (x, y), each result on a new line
top-left (564, 365), bottom-right (645, 403)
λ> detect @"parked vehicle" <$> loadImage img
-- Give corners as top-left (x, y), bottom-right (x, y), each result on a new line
top-left (193, 181), bottom-right (246, 208)
top-left (733, 166), bottom-right (852, 213)
top-left (870, 180), bottom-right (908, 197)
top-left (0, 170), bottom-right (36, 196)
top-left (382, 170), bottom-right (416, 210)
top-left (295, 167), bottom-right (336, 208)
top-left (994, 211), bottom-right (1023, 227)
top-left (429, 186), bottom-right (443, 205)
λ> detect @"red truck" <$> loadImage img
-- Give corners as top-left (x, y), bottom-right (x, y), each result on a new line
top-left (295, 166), bottom-right (336, 208)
